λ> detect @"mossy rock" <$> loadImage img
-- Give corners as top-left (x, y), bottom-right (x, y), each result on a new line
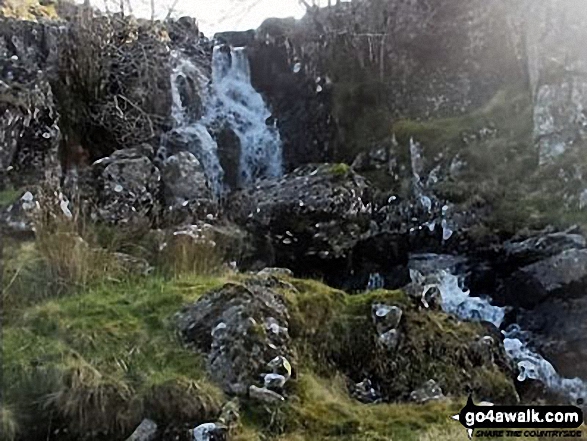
top-left (283, 284), bottom-right (517, 404)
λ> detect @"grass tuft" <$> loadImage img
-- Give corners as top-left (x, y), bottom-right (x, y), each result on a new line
top-left (0, 404), bottom-right (18, 441)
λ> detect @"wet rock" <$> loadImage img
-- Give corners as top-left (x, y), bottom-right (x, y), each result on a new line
top-left (502, 249), bottom-right (587, 309)
top-left (230, 164), bottom-right (374, 285)
top-left (410, 380), bottom-right (445, 404)
top-left (191, 422), bottom-right (227, 441)
top-left (125, 419), bottom-right (157, 441)
top-left (161, 151), bottom-right (212, 206)
top-left (248, 385), bottom-right (285, 403)
top-left (213, 124), bottom-right (241, 190)
top-left (214, 30), bottom-right (255, 47)
top-left (175, 280), bottom-right (293, 395)
top-left (518, 296), bottom-right (587, 381)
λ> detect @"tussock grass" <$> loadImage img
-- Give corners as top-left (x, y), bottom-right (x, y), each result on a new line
top-left (159, 228), bottom-right (225, 277)
top-left (0, 404), bottom-right (18, 441)
top-left (2, 275), bottom-right (226, 439)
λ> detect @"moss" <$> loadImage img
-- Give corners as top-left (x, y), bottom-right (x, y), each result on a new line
top-left (3, 262), bottom-right (517, 440)
top-left (329, 163), bottom-right (352, 177)
top-left (245, 372), bottom-right (466, 441)
top-left (0, 187), bottom-right (21, 208)
top-left (282, 282), bottom-right (516, 404)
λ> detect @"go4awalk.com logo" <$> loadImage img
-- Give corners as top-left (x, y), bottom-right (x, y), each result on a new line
top-left (451, 396), bottom-right (584, 439)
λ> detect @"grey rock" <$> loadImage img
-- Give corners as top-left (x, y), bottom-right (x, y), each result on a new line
top-left (257, 267), bottom-right (294, 278)
top-left (230, 164), bottom-right (373, 282)
top-left (351, 378), bottom-right (381, 404)
top-left (503, 228), bottom-right (586, 268)
top-left (371, 303), bottom-right (402, 334)
top-left (519, 295), bottom-right (587, 381)
top-left (89, 146), bottom-right (161, 226)
top-left (125, 419), bottom-right (157, 441)
top-left (176, 280), bottom-right (293, 395)
top-left (266, 356), bottom-right (292, 379)
top-left (248, 385), bottom-right (285, 403)
top-left (0, 190), bottom-right (38, 236)
top-left (410, 380), bottom-right (445, 404)
top-left (113, 253), bottom-right (153, 276)
top-left (191, 422), bottom-right (227, 441)
top-left (503, 248), bottom-right (587, 309)
top-left (378, 329), bottom-right (400, 351)
top-left (161, 150), bottom-right (212, 206)
top-left (263, 373), bottom-right (287, 391)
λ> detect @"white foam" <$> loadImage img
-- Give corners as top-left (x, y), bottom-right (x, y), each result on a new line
top-left (410, 263), bottom-right (587, 404)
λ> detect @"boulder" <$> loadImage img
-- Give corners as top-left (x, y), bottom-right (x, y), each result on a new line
top-left (351, 378), bottom-right (381, 404)
top-left (87, 145), bottom-right (161, 226)
top-left (502, 249), bottom-right (587, 309)
top-left (161, 151), bottom-right (212, 204)
top-left (501, 227), bottom-right (586, 269)
top-left (0, 190), bottom-right (38, 236)
top-left (175, 280), bottom-right (294, 396)
top-left (229, 164), bottom-right (375, 285)
top-left (518, 296), bottom-right (587, 381)
top-left (0, 19), bottom-right (61, 188)
top-left (191, 422), bottom-right (227, 441)
top-left (125, 419), bottom-right (157, 441)
top-left (409, 379), bottom-right (445, 404)
top-left (248, 385), bottom-right (285, 403)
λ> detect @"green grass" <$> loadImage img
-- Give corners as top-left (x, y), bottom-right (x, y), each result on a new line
top-left (0, 187), bottom-right (21, 208)
top-left (1, 233), bottom-right (523, 441)
top-left (2, 274), bottom-right (226, 439)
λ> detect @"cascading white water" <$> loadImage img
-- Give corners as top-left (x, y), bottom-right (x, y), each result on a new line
top-left (168, 53), bottom-right (224, 196)
top-left (206, 46), bottom-right (283, 186)
top-left (166, 45), bottom-right (283, 194)
top-left (408, 138), bottom-right (453, 241)
top-left (410, 261), bottom-right (587, 405)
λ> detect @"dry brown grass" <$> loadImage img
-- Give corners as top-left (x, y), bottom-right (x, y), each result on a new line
top-left (0, 404), bottom-right (18, 441)
top-left (45, 355), bottom-right (139, 435)
top-left (159, 225), bottom-right (224, 277)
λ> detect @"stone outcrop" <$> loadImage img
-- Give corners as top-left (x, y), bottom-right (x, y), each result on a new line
top-left (501, 249), bottom-right (587, 309)
top-left (229, 164), bottom-right (383, 286)
top-left (83, 145), bottom-right (161, 226)
top-left (521, 0), bottom-right (587, 162)
top-left (0, 19), bottom-right (61, 188)
top-left (175, 278), bottom-right (294, 396)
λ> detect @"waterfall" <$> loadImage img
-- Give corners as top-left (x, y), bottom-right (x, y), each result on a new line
top-left (168, 53), bottom-right (224, 196)
top-left (207, 46), bottom-right (283, 185)
top-left (409, 257), bottom-right (587, 405)
top-left (165, 45), bottom-right (283, 194)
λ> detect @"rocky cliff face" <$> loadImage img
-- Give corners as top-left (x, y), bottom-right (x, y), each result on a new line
top-left (522, 0), bottom-right (587, 162)
top-left (0, 18), bottom-right (61, 188)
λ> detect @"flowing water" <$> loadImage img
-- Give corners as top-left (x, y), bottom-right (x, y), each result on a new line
top-left (208, 46), bottom-right (283, 185)
top-left (166, 44), bottom-right (282, 195)
top-left (409, 258), bottom-right (587, 405)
